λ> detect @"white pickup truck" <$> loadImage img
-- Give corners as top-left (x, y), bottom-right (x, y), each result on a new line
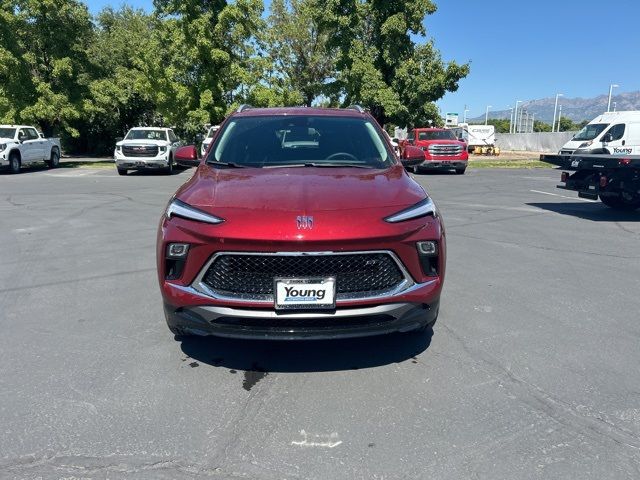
top-left (0, 125), bottom-right (62, 173)
top-left (114, 127), bottom-right (181, 175)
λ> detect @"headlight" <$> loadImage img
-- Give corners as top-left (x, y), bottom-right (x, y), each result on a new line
top-left (578, 141), bottom-right (593, 148)
top-left (158, 146), bottom-right (167, 153)
top-left (165, 198), bottom-right (224, 224)
top-left (384, 197), bottom-right (437, 223)
top-left (0, 144), bottom-right (6, 152)
top-left (115, 145), bottom-right (122, 152)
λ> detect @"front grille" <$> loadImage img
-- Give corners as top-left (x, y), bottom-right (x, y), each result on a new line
top-left (201, 253), bottom-right (406, 301)
top-left (428, 144), bottom-right (463, 156)
top-left (122, 145), bottom-right (159, 157)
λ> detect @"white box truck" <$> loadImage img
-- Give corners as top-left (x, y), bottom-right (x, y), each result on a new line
top-left (560, 111), bottom-right (640, 155)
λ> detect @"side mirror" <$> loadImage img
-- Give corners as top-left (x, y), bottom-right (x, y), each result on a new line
top-left (115, 137), bottom-right (124, 143)
top-left (400, 145), bottom-right (425, 167)
top-left (601, 133), bottom-right (613, 143)
top-left (195, 133), bottom-right (204, 142)
top-left (175, 145), bottom-right (198, 162)
top-left (39, 132), bottom-right (45, 138)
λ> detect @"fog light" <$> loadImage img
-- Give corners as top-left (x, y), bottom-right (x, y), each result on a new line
top-left (561, 171), bottom-right (569, 182)
top-left (167, 243), bottom-right (189, 258)
top-left (417, 241), bottom-right (438, 256)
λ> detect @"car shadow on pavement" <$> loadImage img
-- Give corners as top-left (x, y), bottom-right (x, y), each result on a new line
top-left (178, 329), bottom-right (433, 373)
top-left (528, 202), bottom-right (640, 221)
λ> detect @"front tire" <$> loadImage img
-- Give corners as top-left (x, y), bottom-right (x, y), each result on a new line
top-left (165, 156), bottom-right (174, 175)
top-left (9, 153), bottom-right (21, 174)
top-left (117, 168), bottom-right (127, 176)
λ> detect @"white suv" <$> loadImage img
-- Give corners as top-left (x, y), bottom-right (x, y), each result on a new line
top-left (114, 127), bottom-right (181, 175)
top-left (200, 125), bottom-right (220, 157)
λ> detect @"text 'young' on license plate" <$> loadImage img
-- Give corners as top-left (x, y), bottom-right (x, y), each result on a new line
top-left (274, 278), bottom-right (336, 310)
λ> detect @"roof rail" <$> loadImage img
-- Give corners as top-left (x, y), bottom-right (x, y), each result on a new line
top-left (347, 104), bottom-right (366, 113)
top-left (236, 104), bottom-right (253, 113)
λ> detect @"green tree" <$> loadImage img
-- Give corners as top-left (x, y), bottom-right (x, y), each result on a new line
top-left (66, 6), bottom-right (161, 154)
top-left (5, 0), bottom-right (94, 136)
top-left (486, 118), bottom-right (511, 133)
top-left (533, 120), bottom-right (551, 132)
top-left (153, 0), bottom-right (264, 134)
top-left (558, 116), bottom-right (576, 132)
top-left (322, 0), bottom-right (470, 127)
top-left (263, 0), bottom-right (337, 107)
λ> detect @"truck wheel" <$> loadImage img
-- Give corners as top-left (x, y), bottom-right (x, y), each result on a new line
top-left (455, 167), bottom-right (466, 175)
top-left (599, 194), bottom-right (640, 211)
top-left (165, 157), bottom-right (174, 175)
top-left (117, 167), bottom-right (127, 176)
top-left (46, 149), bottom-right (60, 168)
top-left (9, 153), bottom-right (21, 174)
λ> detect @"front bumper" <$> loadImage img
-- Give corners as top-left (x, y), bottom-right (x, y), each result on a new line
top-left (115, 155), bottom-right (169, 170)
top-left (418, 160), bottom-right (467, 170)
top-left (164, 299), bottom-right (439, 339)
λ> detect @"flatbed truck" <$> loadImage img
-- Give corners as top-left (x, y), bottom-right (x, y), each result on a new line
top-left (540, 153), bottom-right (640, 211)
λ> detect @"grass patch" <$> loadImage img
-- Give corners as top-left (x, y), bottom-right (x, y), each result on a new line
top-left (468, 158), bottom-right (553, 169)
top-left (60, 160), bottom-right (115, 169)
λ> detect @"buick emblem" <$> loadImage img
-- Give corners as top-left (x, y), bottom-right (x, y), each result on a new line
top-left (296, 215), bottom-right (313, 230)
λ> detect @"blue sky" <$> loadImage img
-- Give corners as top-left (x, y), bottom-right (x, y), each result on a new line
top-left (85, 0), bottom-right (640, 118)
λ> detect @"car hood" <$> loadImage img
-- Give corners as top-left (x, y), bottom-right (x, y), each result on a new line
top-left (0, 137), bottom-right (14, 144)
top-left (177, 164), bottom-right (426, 213)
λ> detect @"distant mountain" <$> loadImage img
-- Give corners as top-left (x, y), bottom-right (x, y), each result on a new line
top-left (468, 91), bottom-right (640, 124)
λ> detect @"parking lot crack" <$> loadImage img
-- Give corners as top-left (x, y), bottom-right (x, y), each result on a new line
top-left (439, 323), bottom-right (640, 458)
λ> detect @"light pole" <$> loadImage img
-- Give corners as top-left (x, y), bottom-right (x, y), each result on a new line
top-left (607, 84), bottom-right (619, 112)
top-left (508, 107), bottom-right (513, 134)
top-left (531, 113), bottom-right (535, 133)
top-left (485, 105), bottom-right (492, 125)
top-left (552, 93), bottom-right (563, 133)
top-left (557, 105), bottom-right (563, 132)
top-left (463, 105), bottom-right (469, 123)
top-left (613, 101), bottom-right (617, 112)
top-left (513, 100), bottom-right (522, 133)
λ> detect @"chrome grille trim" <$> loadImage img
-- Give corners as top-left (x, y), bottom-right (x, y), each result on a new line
top-left (428, 144), bottom-right (463, 156)
top-left (191, 250), bottom-right (415, 304)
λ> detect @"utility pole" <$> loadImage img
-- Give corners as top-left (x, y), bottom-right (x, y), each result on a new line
top-left (463, 105), bottom-right (469, 123)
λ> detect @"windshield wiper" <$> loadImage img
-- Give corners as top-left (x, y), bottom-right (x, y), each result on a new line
top-left (206, 160), bottom-right (247, 168)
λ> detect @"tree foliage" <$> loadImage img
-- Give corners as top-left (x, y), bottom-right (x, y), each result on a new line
top-left (0, 0), bottom-right (469, 154)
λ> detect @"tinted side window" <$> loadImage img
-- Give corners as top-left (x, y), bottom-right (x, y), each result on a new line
top-left (27, 128), bottom-right (40, 140)
top-left (18, 129), bottom-right (28, 141)
top-left (607, 124), bottom-right (625, 141)
top-left (168, 130), bottom-right (178, 143)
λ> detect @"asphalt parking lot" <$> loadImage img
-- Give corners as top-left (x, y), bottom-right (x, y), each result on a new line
top-left (1, 164), bottom-right (640, 479)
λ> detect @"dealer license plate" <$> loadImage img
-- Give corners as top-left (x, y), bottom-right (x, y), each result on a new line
top-left (274, 278), bottom-right (336, 310)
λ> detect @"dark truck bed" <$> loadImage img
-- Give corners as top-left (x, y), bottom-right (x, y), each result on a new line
top-left (540, 153), bottom-right (640, 209)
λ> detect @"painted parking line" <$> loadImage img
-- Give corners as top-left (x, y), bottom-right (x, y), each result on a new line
top-left (530, 189), bottom-right (597, 202)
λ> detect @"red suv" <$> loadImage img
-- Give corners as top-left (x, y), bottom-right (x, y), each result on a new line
top-left (403, 127), bottom-right (468, 174)
top-left (158, 106), bottom-right (446, 339)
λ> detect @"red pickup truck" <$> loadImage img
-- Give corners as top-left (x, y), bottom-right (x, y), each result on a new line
top-left (401, 127), bottom-right (469, 175)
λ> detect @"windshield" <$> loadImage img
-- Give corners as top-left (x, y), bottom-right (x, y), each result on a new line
top-left (209, 116), bottom-right (393, 168)
top-left (417, 130), bottom-right (456, 141)
top-left (573, 123), bottom-right (608, 141)
top-left (0, 127), bottom-right (16, 139)
top-left (125, 129), bottom-right (167, 141)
